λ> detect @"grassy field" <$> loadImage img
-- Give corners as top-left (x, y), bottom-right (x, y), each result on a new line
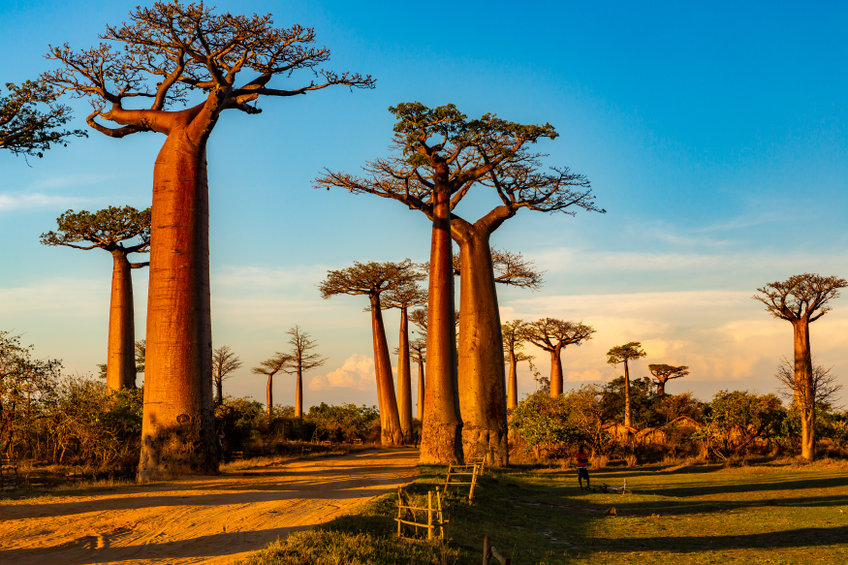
top-left (243, 458), bottom-right (848, 564)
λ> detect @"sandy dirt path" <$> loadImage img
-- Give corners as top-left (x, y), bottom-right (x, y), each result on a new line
top-left (0, 448), bottom-right (419, 565)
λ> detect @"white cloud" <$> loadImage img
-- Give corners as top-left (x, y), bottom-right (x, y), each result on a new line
top-left (309, 353), bottom-right (377, 392)
top-left (0, 192), bottom-right (90, 212)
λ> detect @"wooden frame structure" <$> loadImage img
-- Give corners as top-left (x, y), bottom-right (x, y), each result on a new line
top-left (395, 487), bottom-right (447, 540)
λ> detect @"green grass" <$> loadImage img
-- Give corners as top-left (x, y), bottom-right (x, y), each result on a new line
top-left (243, 458), bottom-right (848, 564)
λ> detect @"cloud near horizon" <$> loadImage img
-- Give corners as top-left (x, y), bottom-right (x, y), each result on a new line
top-left (309, 353), bottom-right (378, 392)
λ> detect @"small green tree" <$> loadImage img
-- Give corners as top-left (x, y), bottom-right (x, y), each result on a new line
top-left (1, 80), bottom-right (85, 157)
top-left (697, 391), bottom-right (786, 459)
top-left (509, 391), bottom-right (582, 460)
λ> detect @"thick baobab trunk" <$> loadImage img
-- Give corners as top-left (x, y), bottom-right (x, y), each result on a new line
top-left (216, 379), bottom-right (223, 405)
top-left (420, 182), bottom-right (462, 464)
top-left (623, 360), bottom-right (632, 428)
top-left (106, 251), bottom-right (137, 391)
top-left (397, 307), bottom-right (413, 438)
top-left (139, 132), bottom-right (216, 480)
top-left (550, 347), bottom-right (564, 397)
top-left (456, 231), bottom-right (508, 466)
top-left (507, 349), bottom-right (518, 410)
top-left (295, 367), bottom-right (303, 419)
top-left (793, 319), bottom-right (815, 460)
top-left (416, 359), bottom-right (425, 422)
top-left (370, 295), bottom-right (403, 445)
top-left (266, 374), bottom-right (274, 418)
top-left (655, 378), bottom-right (666, 398)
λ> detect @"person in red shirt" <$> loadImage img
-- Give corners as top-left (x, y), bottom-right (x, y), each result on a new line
top-left (575, 446), bottom-right (590, 490)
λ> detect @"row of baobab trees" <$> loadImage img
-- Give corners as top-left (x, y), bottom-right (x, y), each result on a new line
top-left (4, 2), bottom-right (842, 476)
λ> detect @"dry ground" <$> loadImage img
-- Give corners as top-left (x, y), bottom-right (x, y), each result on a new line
top-left (0, 448), bottom-right (419, 565)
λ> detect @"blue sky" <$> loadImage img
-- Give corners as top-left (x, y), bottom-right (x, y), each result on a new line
top-left (2, 1), bottom-right (847, 409)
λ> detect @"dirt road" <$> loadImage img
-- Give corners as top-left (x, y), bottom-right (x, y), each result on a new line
top-left (0, 448), bottom-right (419, 564)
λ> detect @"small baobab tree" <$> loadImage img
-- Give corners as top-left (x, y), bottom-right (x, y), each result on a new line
top-left (648, 364), bottom-right (689, 397)
top-left (524, 318), bottom-right (595, 397)
top-left (1, 80), bottom-right (84, 157)
top-left (283, 326), bottom-right (326, 419)
top-left (252, 353), bottom-right (291, 419)
top-left (502, 319), bottom-right (532, 410)
top-left (409, 335), bottom-right (427, 423)
top-left (44, 0), bottom-right (374, 478)
top-left (40, 206), bottom-right (151, 391)
top-left (212, 346), bottom-right (242, 405)
top-left (319, 260), bottom-right (421, 445)
top-left (383, 279), bottom-right (427, 438)
top-left (606, 342), bottom-right (647, 428)
top-left (754, 273), bottom-right (847, 460)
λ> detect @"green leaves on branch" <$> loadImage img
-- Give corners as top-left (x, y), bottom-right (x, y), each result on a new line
top-left (40, 205), bottom-right (151, 253)
top-left (0, 80), bottom-right (85, 157)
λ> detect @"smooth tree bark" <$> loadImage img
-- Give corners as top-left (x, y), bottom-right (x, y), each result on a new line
top-left (524, 318), bottom-right (595, 398)
top-left (319, 260), bottom-right (421, 445)
top-left (44, 1), bottom-right (373, 479)
top-left (1, 79), bottom-right (84, 157)
top-left (502, 319), bottom-right (532, 410)
top-left (409, 336), bottom-right (427, 422)
top-left (252, 353), bottom-right (291, 418)
top-left (606, 342), bottom-right (647, 428)
top-left (317, 103), bottom-right (600, 464)
top-left (40, 206), bottom-right (151, 391)
top-left (212, 346), bottom-right (242, 405)
top-left (754, 273), bottom-right (847, 460)
top-left (383, 281), bottom-right (426, 438)
top-left (282, 326), bottom-right (326, 419)
top-left (647, 363), bottom-right (689, 397)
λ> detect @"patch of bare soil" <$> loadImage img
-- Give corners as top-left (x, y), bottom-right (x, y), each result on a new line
top-left (0, 448), bottom-right (419, 564)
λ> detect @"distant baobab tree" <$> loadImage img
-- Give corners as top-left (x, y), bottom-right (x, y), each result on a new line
top-left (319, 260), bottom-right (421, 445)
top-left (212, 346), bottom-right (242, 405)
top-left (409, 336), bottom-right (427, 422)
top-left (502, 319), bottom-right (532, 410)
top-left (1, 80), bottom-right (85, 157)
top-left (43, 1), bottom-right (374, 478)
top-left (252, 353), bottom-right (291, 419)
top-left (524, 319), bottom-right (595, 398)
top-left (282, 326), bottom-right (326, 419)
top-left (754, 273), bottom-right (847, 460)
top-left (317, 103), bottom-right (600, 464)
top-left (606, 342), bottom-right (647, 428)
top-left (41, 206), bottom-right (151, 391)
top-left (647, 364), bottom-right (689, 397)
top-left (383, 281), bottom-right (427, 438)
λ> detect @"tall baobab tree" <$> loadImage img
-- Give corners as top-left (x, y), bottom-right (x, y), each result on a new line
top-left (754, 273), bottom-right (847, 460)
top-left (1, 80), bottom-right (84, 157)
top-left (648, 364), bottom-right (689, 397)
top-left (319, 260), bottom-right (421, 445)
top-left (252, 353), bottom-right (291, 419)
top-left (317, 102), bottom-right (599, 463)
top-left (283, 326), bottom-right (326, 419)
top-left (383, 280), bottom-right (427, 438)
top-left (502, 319), bottom-right (532, 410)
top-left (44, 1), bottom-right (373, 478)
top-left (524, 318), bottom-right (595, 398)
top-left (212, 346), bottom-right (242, 405)
top-left (606, 342), bottom-right (647, 428)
top-left (40, 206), bottom-right (151, 391)
top-left (409, 336), bottom-right (427, 422)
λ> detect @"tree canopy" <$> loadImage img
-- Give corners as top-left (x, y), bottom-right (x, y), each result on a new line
top-left (0, 80), bottom-right (85, 157)
top-left (40, 206), bottom-right (151, 255)
top-left (754, 273), bottom-right (847, 323)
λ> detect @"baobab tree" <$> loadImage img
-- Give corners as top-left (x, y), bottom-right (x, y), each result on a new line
top-left (524, 318), bottom-right (595, 397)
top-left (283, 326), bottom-right (326, 419)
top-left (1, 80), bottom-right (84, 157)
top-left (647, 364), bottom-right (689, 397)
top-left (40, 206), bottom-right (151, 391)
top-left (409, 336), bottom-right (427, 422)
top-left (319, 260), bottom-right (421, 445)
top-left (44, 1), bottom-right (373, 478)
top-left (383, 281), bottom-right (427, 438)
top-left (754, 273), bottom-right (847, 460)
top-left (252, 353), bottom-right (291, 418)
top-left (212, 346), bottom-right (242, 405)
top-left (502, 319), bottom-right (533, 410)
top-left (317, 103), bottom-right (599, 463)
top-left (606, 342), bottom-right (647, 428)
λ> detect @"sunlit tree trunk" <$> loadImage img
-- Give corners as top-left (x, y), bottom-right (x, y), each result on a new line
top-left (550, 346), bottom-right (564, 397)
top-left (139, 125), bottom-right (216, 480)
top-left (397, 307), bottom-right (412, 438)
top-left (416, 359), bottom-right (425, 422)
top-left (623, 360), bottom-right (632, 428)
top-left (107, 251), bottom-right (137, 390)
top-left (295, 366), bottom-right (303, 420)
top-left (266, 374), bottom-right (274, 418)
top-left (793, 319), bottom-right (815, 460)
top-left (370, 294), bottom-right (403, 445)
top-left (507, 349), bottom-right (518, 410)
top-left (455, 226), bottom-right (507, 465)
top-left (420, 179), bottom-right (462, 464)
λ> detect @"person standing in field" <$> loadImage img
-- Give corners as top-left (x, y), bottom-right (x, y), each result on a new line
top-left (576, 446), bottom-right (590, 490)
